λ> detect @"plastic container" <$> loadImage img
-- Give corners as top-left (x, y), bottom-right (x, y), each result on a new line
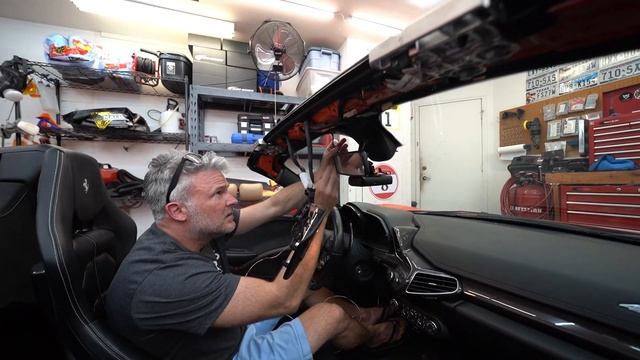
top-left (301, 47), bottom-right (340, 73)
top-left (237, 114), bottom-right (274, 135)
top-left (159, 109), bottom-right (182, 133)
top-left (231, 133), bottom-right (263, 144)
top-left (159, 53), bottom-right (192, 95)
top-left (296, 67), bottom-right (340, 97)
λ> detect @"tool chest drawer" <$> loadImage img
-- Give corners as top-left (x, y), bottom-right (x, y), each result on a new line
top-left (559, 184), bottom-right (640, 232)
top-left (589, 114), bottom-right (640, 167)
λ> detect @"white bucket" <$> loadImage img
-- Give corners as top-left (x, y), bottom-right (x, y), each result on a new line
top-left (159, 110), bottom-right (183, 133)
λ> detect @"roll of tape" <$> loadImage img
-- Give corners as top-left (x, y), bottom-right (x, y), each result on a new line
top-left (239, 183), bottom-right (263, 201)
top-left (17, 121), bottom-right (40, 136)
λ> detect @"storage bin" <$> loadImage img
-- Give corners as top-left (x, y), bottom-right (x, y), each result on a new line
top-left (301, 47), bottom-right (340, 73)
top-left (296, 67), bottom-right (340, 97)
top-left (226, 51), bottom-right (254, 69)
top-left (159, 53), bottom-right (192, 95)
top-left (237, 114), bottom-right (274, 135)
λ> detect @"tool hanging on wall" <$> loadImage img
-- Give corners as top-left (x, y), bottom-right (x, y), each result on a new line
top-left (501, 108), bottom-right (525, 120)
top-left (523, 117), bottom-right (541, 148)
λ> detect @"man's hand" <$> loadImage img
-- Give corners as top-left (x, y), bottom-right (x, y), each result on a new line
top-left (315, 138), bottom-right (348, 180)
top-left (313, 139), bottom-right (345, 211)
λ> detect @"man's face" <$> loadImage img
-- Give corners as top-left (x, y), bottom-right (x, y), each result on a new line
top-left (185, 169), bottom-right (238, 237)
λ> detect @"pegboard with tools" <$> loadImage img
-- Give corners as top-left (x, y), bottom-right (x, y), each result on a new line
top-left (499, 75), bottom-right (640, 157)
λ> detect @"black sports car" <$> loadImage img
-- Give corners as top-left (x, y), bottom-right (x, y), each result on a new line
top-left (1, 0), bottom-right (640, 359)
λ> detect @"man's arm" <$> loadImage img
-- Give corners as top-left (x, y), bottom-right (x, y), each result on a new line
top-left (213, 143), bottom-right (341, 327)
top-left (234, 181), bottom-right (306, 235)
top-left (234, 138), bottom-right (347, 235)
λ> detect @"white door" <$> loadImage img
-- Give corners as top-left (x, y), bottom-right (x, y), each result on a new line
top-left (417, 99), bottom-right (485, 211)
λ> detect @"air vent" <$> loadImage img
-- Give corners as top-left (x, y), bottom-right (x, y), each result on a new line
top-left (406, 271), bottom-right (459, 295)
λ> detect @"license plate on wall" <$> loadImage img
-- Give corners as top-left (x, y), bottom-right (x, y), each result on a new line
top-left (526, 83), bottom-right (557, 103)
top-left (526, 71), bottom-right (558, 91)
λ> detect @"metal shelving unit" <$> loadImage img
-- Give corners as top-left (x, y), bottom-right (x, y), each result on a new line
top-left (25, 58), bottom-right (188, 145)
top-left (188, 85), bottom-right (305, 154)
top-left (41, 129), bottom-right (185, 144)
top-left (28, 60), bottom-right (179, 97)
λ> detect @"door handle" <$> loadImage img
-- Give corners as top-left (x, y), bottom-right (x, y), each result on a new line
top-left (421, 165), bottom-right (430, 181)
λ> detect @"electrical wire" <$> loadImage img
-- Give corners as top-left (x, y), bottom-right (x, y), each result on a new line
top-left (1, 103), bottom-right (16, 147)
top-left (3, 102), bottom-right (15, 124)
top-left (244, 247), bottom-right (288, 277)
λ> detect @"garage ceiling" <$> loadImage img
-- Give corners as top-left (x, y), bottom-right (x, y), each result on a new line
top-left (0, 0), bottom-right (436, 49)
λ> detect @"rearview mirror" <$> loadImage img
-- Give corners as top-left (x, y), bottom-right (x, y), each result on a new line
top-left (335, 150), bottom-right (393, 187)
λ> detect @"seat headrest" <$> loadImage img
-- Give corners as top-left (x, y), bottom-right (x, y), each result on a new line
top-left (70, 151), bottom-right (108, 222)
top-left (45, 148), bottom-right (108, 222)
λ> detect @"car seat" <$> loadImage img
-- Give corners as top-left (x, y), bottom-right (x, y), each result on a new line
top-left (33, 146), bottom-right (152, 359)
top-left (0, 145), bottom-right (64, 357)
top-left (0, 145), bottom-right (48, 306)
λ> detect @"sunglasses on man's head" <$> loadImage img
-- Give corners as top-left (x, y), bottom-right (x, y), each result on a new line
top-left (166, 152), bottom-right (203, 204)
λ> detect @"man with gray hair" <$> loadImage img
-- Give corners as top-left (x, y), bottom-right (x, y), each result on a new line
top-left (106, 142), bottom-right (404, 360)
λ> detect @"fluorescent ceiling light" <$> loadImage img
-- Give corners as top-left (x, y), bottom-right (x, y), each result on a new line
top-left (408, 0), bottom-right (445, 8)
top-left (69, 0), bottom-right (234, 38)
top-left (348, 14), bottom-right (403, 36)
top-left (277, 0), bottom-right (336, 20)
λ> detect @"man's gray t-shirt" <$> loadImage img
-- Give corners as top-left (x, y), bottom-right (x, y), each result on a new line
top-left (106, 215), bottom-right (244, 360)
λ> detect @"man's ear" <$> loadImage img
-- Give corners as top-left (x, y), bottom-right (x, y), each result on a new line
top-left (165, 202), bottom-right (188, 222)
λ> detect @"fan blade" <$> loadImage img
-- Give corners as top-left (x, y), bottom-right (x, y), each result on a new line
top-left (255, 44), bottom-right (275, 70)
top-left (280, 54), bottom-right (297, 77)
top-left (272, 24), bottom-right (289, 50)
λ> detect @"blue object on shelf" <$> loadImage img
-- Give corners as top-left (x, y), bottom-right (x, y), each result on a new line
top-left (257, 70), bottom-right (280, 91)
top-left (231, 132), bottom-right (263, 144)
top-left (588, 154), bottom-right (637, 171)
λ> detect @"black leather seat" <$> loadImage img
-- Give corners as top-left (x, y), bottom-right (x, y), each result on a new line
top-left (34, 146), bottom-right (152, 359)
top-left (0, 145), bottom-right (47, 307)
top-left (0, 145), bottom-right (64, 357)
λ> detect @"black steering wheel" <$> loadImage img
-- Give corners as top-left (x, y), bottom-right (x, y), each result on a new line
top-left (317, 207), bottom-right (346, 270)
top-left (282, 205), bottom-right (347, 279)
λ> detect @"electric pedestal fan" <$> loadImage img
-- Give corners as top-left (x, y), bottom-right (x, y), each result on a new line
top-left (249, 20), bottom-right (305, 93)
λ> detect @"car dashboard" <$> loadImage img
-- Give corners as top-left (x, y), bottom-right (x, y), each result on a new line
top-left (340, 202), bottom-right (461, 336)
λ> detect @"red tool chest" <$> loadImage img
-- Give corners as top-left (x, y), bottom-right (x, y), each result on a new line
top-left (589, 113), bottom-right (640, 167)
top-left (559, 184), bottom-right (640, 232)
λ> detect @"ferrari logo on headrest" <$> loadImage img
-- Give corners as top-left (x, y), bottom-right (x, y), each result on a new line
top-left (83, 178), bottom-right (89, 194)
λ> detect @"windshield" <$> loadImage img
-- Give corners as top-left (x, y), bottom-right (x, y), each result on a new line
top-left (341, 50), bottom-right (640, 238)
top-left (255, 0), bottom-right (640, 239)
